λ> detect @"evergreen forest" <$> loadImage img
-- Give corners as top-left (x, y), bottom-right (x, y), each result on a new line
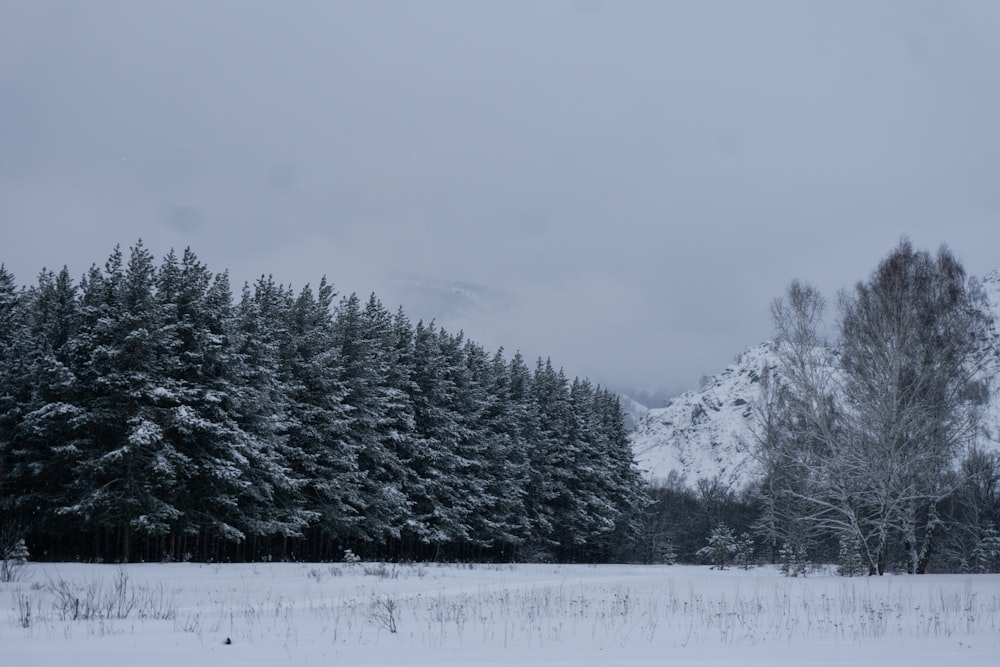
top-left (4, 240), bottom-right (999, 575)
top-left (0, 242), bottom-right (645, 563)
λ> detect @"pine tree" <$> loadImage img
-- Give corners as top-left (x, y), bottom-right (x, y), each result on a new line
top-left (577, 382), bottom-right (648, 561)
top-left (60, 243), bottom-right (191, 560)
top-left (333, 294), bottom-right (410, 548)
top-left (836, 534), bottom-right (865, 577)
top-left (734, 532), bottom-right (755, 570)
top-left (230, 275), bottom-right (313, 552)
top-left (778, 540), bottom-right (809, 577)
top-left (568, 380), bottom-right (608, 540)
top-left (971, 524), bottom-right (1000, 573)
top-left (408, 321), bottom-right (467, 551)
top-left (281, 278), bottom-right (360, 558)
top-left (3, 267), bottom-right (84, 547)
top-left (467, 346), bottom-right (531, 553)
top-left (502, 351), bottom-right (537, 556)
top-left (527, 359), bottom-right (577, 557)
top-left (697, 523), bottom-right (738, 570)
top-left (154, 250), bottom-right (275, 559)
top-left (594, 388), bottom-right (647, 561)
top-left (444, 336), bottom-right (494, 550)
top-left (0, 265), bottom-right (26, 535)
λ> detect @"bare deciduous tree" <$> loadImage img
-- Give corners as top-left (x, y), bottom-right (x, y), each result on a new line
top-left (757, 241), bottom-right (994, 574)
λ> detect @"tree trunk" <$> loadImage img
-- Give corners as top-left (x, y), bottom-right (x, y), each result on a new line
top-left (916, 505), bottom-right (939, 574)
top-left (120, 524), bottom-right (130, 563)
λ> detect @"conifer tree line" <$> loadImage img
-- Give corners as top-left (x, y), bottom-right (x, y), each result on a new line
top-left (0, 242), bottom-right (645, 563)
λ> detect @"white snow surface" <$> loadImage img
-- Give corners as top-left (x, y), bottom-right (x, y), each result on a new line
top-left (3, 562), bottom-right (999, 666)
top-left (632, 271), bottom-right (1000, 489)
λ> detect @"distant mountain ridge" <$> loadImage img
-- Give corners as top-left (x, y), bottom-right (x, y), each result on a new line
top-left (630, 343), bottom-right (774, 488)
top-left (385, 272), bottom-right (515, 324)
top-left (631, 270), bottom-right (1000, 489)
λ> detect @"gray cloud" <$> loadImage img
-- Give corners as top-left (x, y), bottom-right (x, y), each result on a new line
top-left (3, 1), bottom-right (1000, 396)
top-left (159, 204), bottom-right (203, 235)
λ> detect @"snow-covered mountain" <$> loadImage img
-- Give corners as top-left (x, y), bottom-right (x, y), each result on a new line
top-left (632, 271), bottom-right (1000, 490)
top-left (616, 392), bottom-right (652, 432)
top-left (630, 343), bottom-right (775, 488)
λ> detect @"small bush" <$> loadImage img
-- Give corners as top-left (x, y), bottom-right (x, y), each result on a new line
top-left (46, 568), bottom-right (177, 621)
top-left (778, 541), bottom-right (808, 577)
top-left (836, 535), bottom-right (865, 577)
top-left (971, 524), bottom-right (1000, 573)
top-left (14, 590), bottom-right (32, 628)
top-left (363, 563), bottom-right (398, 579)
top-left (369, 595), bottom-right (399, 634)
top-left (734, 533), bottom-right (755, 570)
top-left (697, 524), bottom-right (737, 570)
top-left (0, 530), bottom-right (29, 583)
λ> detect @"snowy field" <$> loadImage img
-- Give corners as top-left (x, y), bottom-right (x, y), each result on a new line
top-left (3, 562), bottom-right (999, 666)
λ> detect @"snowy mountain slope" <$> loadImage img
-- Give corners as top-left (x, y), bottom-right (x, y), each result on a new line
top-left (616, 392), bottom-right (651, 432)
top-left (630, 343), bottom-right (775, 488)
top-left (632, 271), bottom-right (1000, 489)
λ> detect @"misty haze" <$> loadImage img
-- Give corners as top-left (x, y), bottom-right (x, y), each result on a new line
top-left (4, 2), bottom-right (1000, 666)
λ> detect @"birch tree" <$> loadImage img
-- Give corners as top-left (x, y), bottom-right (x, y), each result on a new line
top-left (759, 241), bottom-right (993, 574)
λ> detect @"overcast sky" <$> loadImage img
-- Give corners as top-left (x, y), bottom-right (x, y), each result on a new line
top-left (3, 1), bottom-right (1000, 400)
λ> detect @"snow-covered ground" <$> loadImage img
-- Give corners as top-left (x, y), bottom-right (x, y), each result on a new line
top-left (3, 562), bottom-right (999, 666)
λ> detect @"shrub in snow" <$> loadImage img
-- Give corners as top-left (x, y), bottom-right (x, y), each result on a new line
top-left (343, 549), bottom-right (361, 563)
top-left (656, 540), bottom-right (678, 565)
top-left (697, 524), bottom-right (737, 570)
top-left (836, 535), bottom-right (865, 577)
top-left (734, 532), bottom-right (755, 570)
top-left (778, 541), bottom-right (808, 577)
top-left (369, 595), bottom-right (399, 634)
top-left (0, 531), bottom-right (29, 583)
top-left (971, 524), bottom-right (1000, 573)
